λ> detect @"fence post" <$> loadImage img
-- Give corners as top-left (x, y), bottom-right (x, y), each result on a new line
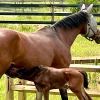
top-left (95, 58), bottom-right (98, 65)
top-left (18, 79), bottom-right (26, 100)
top-left (5, 76), bottom-right (14, 100)
top-left (49, 0), bottom-right (54, 22)
top-left (51, 6), bottom-right (54, 22)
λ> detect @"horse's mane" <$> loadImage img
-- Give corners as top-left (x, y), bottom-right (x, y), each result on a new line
top-left (51, 11), bottom-right (88, 30)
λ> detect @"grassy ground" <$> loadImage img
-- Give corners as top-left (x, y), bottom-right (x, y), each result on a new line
top-left (0, 14), bottom-right (100, 100)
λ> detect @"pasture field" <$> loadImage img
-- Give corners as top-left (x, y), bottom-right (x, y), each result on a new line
top-left (0, 15), bottom-right (100, 100)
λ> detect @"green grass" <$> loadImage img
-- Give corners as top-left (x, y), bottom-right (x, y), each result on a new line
top-left (0, 15), bottom-right (100, 99)
top-left (71, 34), bottom-right (100, 57)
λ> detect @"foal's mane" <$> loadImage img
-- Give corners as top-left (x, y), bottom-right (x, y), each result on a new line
top-left (17, 66), bottom-right (41, 75)
top-left (17, 65), bottom-right (47, 76)
top-left (51, 11), bottom-right (88, 30)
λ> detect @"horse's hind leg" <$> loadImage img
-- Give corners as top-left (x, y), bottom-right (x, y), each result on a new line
top-left (73, 88), bottom-right (92, 100)
top-left (69, 86), bottom-right (84, 100)
top-left (82, 89), bottom-right (93, 100)
top-left (69, 79), bottom-right (91, 100)
top-left (74, 91), bottom-right (84, 100)
top-left (59, 88), bottom-right (68, 100)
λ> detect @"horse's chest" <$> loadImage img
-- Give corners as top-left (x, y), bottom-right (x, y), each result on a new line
top-left (51, 41), bottom-right (71, 68)
top-left (52, 52), bottom-right (71, 68)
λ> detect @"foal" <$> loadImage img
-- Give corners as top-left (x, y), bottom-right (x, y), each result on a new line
top-left (6, 65), bottom-right (92, 100)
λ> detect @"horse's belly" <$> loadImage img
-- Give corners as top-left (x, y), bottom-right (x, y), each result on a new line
top-left (13, 56), bottom-right (53, 70)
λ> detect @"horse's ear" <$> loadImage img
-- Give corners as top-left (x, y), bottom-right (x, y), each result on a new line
top-left (87, 4), bottom-right (93, 14)
top-left (81, 4), bottom-right (85, 10)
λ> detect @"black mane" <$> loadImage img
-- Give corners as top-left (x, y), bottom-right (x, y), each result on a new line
top-left (17, 66), bottom-right (41, 76)
top-left (51, 11), bottom-right (88, 30)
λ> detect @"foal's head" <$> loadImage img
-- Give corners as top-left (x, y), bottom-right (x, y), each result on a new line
top-left (17, 65), bottom-right (42, 76)
top-left (16, 65), bottom-right (46, 81)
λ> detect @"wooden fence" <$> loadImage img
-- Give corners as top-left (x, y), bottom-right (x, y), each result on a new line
top-left (0, 4), bottom-right (100, 24)
top-left (5, 56), bottom-right (100, 100)
top-left (0, 0), bottom-right (64, 12)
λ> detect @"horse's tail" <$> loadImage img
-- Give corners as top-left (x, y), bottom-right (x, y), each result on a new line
top-left (80, 71), bottom-right (88, 89)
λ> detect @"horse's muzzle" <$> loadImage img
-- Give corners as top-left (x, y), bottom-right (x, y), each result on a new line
top-left (94, 36), bottom-right (100, 44)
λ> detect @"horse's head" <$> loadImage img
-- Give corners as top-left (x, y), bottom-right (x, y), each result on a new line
top-left (81, 4), bottom-right (100, 43)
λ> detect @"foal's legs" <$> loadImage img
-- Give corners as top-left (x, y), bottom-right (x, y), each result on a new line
top-left (81, 88), bottom-right (93, 100)
top-left (59, 88), bottom-right (68, 100)
top-left (35, 91), bottom-right (42, 100)
top-left (74, 87), bottom-right (93, 100)
top-left (68, 72), bottom-right (92, 100)
top-left (71, 88), bottom-right (84, 100)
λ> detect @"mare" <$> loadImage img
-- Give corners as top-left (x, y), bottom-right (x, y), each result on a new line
top-left (1, 4), bottom-right (100, 100)
top-left (6, 65), bottom-right (92, 100)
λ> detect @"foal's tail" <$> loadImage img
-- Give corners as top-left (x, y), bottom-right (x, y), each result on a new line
top-left (80, 71), bottom-right (88, 89)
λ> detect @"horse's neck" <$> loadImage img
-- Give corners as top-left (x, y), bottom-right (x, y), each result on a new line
top-left (56, 27), bottom-right (83, 47)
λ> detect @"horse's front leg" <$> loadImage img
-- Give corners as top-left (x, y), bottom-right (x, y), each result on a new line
top-left (43, 90), bottom-right (49, 100)
top-left (35, 90), bottom-right (43, 100)
top-left (59, 88), bottom-right (68, 100)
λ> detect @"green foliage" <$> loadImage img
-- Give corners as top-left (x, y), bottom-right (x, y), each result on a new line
top-left (68, 0), bottom-right (100, 13)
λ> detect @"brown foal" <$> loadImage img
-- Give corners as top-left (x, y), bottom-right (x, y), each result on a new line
top-left (6, 65), bottom-right (92, 100)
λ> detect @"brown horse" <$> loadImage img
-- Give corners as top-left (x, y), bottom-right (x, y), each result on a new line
top-left (1, 4), bottom-right (99, 100)
top-left (6, 65), bottom-right (92, 100)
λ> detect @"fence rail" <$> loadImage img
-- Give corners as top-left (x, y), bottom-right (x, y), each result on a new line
top-left (10, 85), bottom-right (100, 97)
top-left (0, 4), bottom-right (100, 24)
top-left (0, 12), bottom-right (100, 16)
top-left (0, 4), bottom-right (100, 7)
